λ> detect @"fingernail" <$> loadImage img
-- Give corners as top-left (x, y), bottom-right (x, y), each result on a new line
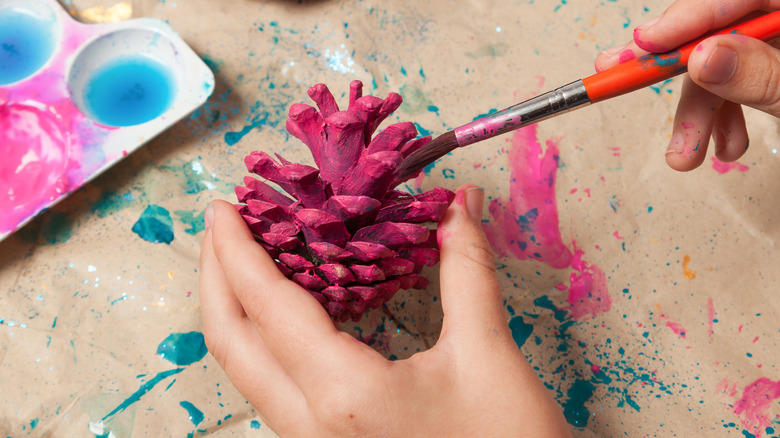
top-left (666, 132), bottom-right (684, 155)
top-left (635, 15), bottom-right (660, 33)
top-left (698, 45), bottom-right (738, 84)
top-left (464, 186), bottom-right (485, 220)
top-left (713, 129), bottom-right (727, 154)
top-left (601, 43), bottom-right (628, 58)
top-left (204, 204), bottom-right (214, 229)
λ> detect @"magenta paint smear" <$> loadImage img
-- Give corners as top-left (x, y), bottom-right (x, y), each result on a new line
top-left (728, 377), bottom-right (780, 437)
top-left (485, 125), bottom-right (611, 320)
top-left (711, 157), bottom-right (749, 174)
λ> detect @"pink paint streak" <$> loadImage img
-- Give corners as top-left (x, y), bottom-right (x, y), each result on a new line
top-left (707, 297), bottom-right (715, 340)
top-left (711, 157), bottom-right (749, 174)
top-left (732, 378), bottom-right (780, 437)
top-left (484, 125), bottom-right (610, 320)
top-left (618, 49), bottom-right (636, 63)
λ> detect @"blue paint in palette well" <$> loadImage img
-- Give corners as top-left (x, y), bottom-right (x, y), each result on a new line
top-left (84, 55), bottom-right (175, 127)
top-left (0, 10), bottom-right (56, 85)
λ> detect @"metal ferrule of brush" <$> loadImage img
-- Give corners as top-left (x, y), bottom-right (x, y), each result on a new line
top-left (453, 80), bottom-right (591, 147)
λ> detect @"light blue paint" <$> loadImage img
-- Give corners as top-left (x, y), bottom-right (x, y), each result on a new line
top-left (179, 401), bottom-right (204, 426)
top-left (250, 420), bottom-right (261, 429)
top-left (174, 210), bottom-right (206, 235)
top-left (84, 55), bottom-right (175, 127)
top-left (0, 10), bottom-right (56, 85)
top-left (101, 368), bottom-right (185, 421)
top-left (156, 332), bottom-right (208, 366)
top-left (225, 111), bottom-right (270, 146)
top-left (132, 205), bottom-right (174, 244)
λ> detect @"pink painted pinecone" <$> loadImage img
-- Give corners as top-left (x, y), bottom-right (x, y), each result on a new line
top-left (235, 81), bottom-right (454, 322)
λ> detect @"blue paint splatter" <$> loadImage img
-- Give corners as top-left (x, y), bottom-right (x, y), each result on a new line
top-left (427, 105), bottom-right (439, 116)
top-left (562, 379), bottom-right (595, 427)
top-left (250, 420), bottom-right (261, 429)
top-left (132, 205), bottom-right (174, 244)
top-left (157, 332), bottom-right (208, 366)
top-left (413, 122), bottom-right (432, 137)
top-left (225, 111), bottom-right (270, 146)
top-left (179, 401), bottom-right (204, 426)
top-left (174, 210), bottom-right (206, 235)
top-left (101, 368), bottom-right (185, 421)
top-left (472, 108), bottom-right (498, 121)
top-left (509, 315), bottom-right (534, 348)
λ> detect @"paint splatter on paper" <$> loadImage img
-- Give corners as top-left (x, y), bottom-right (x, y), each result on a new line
top-left (485, 125), bottom-right (611, 320)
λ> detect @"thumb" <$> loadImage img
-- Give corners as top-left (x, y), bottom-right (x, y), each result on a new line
top-left (689, 35), bottom-right (780, 117)
top-left (436, 185), bottom-right (507, 342)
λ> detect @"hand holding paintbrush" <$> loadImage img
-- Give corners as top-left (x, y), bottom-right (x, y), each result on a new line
top-left (396, 3), bottom-right (780, 180)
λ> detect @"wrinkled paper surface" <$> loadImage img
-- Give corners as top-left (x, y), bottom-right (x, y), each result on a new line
top-left (2, 0), bottom-right (779, 436)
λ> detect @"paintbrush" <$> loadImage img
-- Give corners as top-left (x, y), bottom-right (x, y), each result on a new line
top-left (395, 11), bottom-right (780, 181)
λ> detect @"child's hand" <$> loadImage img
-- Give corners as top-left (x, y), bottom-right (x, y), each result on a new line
top-left (199, 187), bottom-right (572, 437)
top-left (595, 0), bottom-right (780, 171)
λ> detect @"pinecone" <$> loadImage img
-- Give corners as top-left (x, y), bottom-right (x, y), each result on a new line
top-left (235, 81), bottom-right (454, 322)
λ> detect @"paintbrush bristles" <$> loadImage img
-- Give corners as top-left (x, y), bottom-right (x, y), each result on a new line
top-left (395, 131), bottom-right (459, 182)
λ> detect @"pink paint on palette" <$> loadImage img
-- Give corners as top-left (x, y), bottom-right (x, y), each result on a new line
top-left (484, 125), bottom-right (611, 320)
top-left (0, 0), bottom-right (214, 240)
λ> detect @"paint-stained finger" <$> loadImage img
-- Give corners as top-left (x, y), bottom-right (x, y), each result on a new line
top-left (199, 220), bottom-right (309, 430)
top-left (666, 76), bottom-right (723, 171)
top-left (633, 0), bottom-right (780, 53)
top-left (595, 40), bottom-right (646, 73)
top-left (208, 200), bottom-right (362, 391)
top-left (712, 100), bottom-right (749, 163)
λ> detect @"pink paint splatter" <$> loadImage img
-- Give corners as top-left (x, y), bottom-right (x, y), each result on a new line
top-left (711, 157), bottom-right (749, 174)
top-left (613, 230), bottom-right (624, 240)
top-left (707, 297), bottom-right (715, 340)
top-left (590, 364), bottom-right (601, 374)
top-left (657, 307), bottom-right (687, 339)
top-left (732, 378), bottom-right (780, 437)
top-left (484, 125), bottom-right (610, 320)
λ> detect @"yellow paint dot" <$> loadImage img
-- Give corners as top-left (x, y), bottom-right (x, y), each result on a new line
top-left (682, 255), bottom-right (697, 279)
top-left (168, 271), bottom-right (175, 279)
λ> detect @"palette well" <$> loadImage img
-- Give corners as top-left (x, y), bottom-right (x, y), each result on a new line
top-left (0, 0), bottom-right (215, 241)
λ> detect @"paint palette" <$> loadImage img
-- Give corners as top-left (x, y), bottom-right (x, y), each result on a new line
top-left (0, 0), bottom-right (215, 241)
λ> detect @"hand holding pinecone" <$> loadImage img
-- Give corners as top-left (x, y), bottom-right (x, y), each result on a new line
top-left (235, 81), bottom-right (454, 322)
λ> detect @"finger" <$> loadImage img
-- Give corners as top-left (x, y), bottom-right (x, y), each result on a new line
top-left (595, 40), bottom-right (646, 72)
top-left (436, 185), bottom-right (508, 346)
top-left (666, 76), bottom-right (724, 171)
top-left (199, 216), bottom-right (307, 427)
top-left (633, 0), bottom-right (780, 53)
top-left (209, 200), bottom-right (358, 388)
top-left (688, 34), bottom-right (780, 117)
top-left (711, 100), bottom-right (749, 162)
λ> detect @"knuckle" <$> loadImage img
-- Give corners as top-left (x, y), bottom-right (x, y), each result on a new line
top-left (454, 239), bottom-right (497, 273)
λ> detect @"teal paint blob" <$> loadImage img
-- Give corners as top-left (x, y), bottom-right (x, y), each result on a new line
top-left (132, 205), bottom-right (174, 244)
top-left (509, 315), bottom-right (533, 348)
top-left (179, 401), bottom-right (204, 426)
top-left (0, 10), bottom-right (56, 85)
top-left (250, 420), bottom-right (261, 429)
top-left (84, 55), bottom-right (175, 127)
top-left (102, 368), bottom-right (185, 421)
top-left (413, 122), bottom-right (432, 137)
top-left (200, 54), bottom-right (223, 73)
top-left (92, 191), bottom-right (136, 218)
top-left (174, 210), bottom-right (206, 235)
top-left (472, 108), bottom-right (498, 121)
top-left (40, 212), bottom-right (73, 245)
top-left (562, 379), bottom-right (595, 427)
top-left (157, 332), bottom-right (208, 366)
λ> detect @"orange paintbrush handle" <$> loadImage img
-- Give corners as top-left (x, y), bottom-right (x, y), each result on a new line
top-left (583, 10), bottom-right (780, 103)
